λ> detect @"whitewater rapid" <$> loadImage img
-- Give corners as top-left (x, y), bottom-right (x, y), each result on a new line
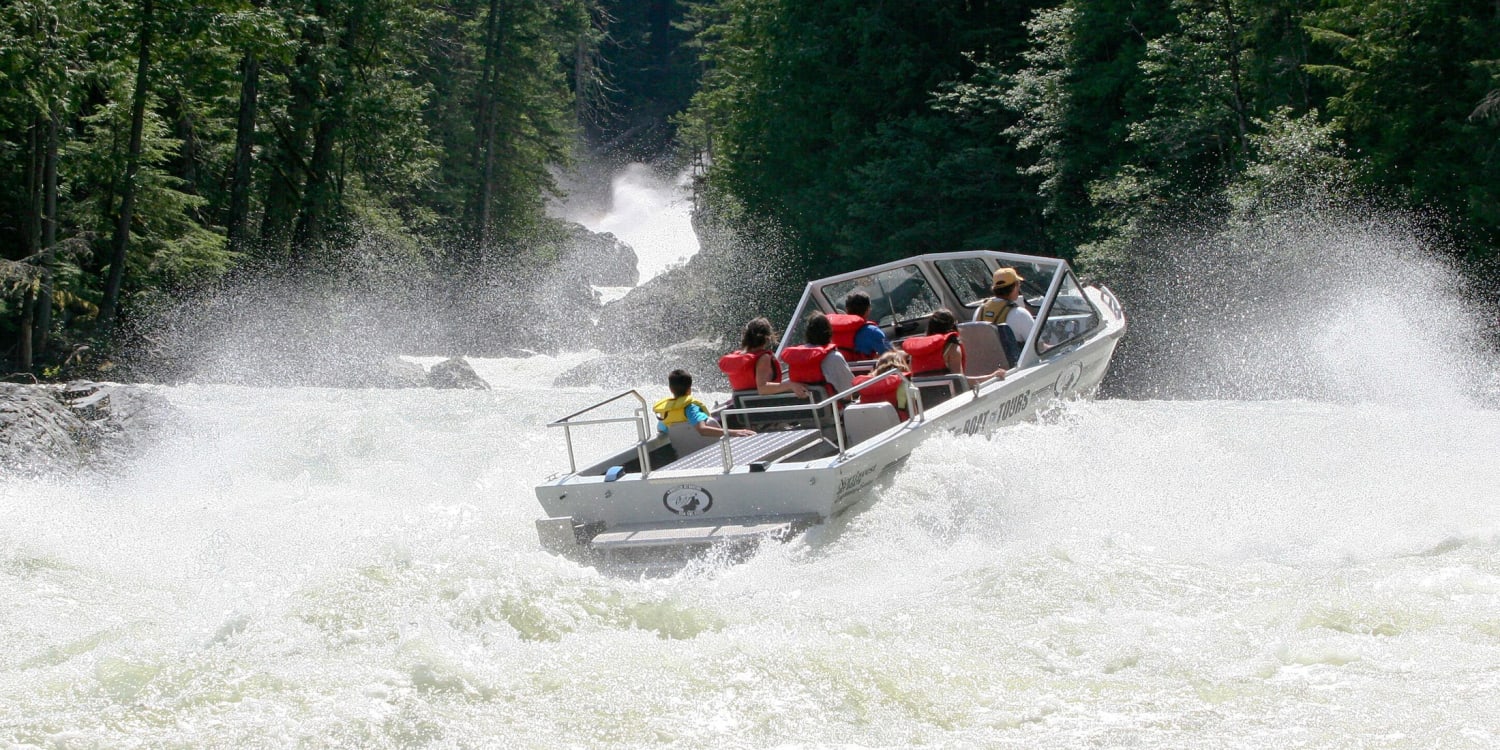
top-left (3, 353), bottom-right (1498, 747)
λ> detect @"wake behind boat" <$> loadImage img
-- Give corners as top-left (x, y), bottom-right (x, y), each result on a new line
top-left (534, 250), bottom-right (1126, 567)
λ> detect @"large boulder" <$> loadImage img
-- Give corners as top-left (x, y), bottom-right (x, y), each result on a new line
top-left (0, 383), bottom-right (87, 471)
top-left (589, 208), bottom-right (801, 354)
top-left (561, 223), bottom-right (639, 287)
top-left (359, 356), bottom-right (430, 389)
top-left (427, 357), bottom-right (490, 390)
top-left (0, 381), bottom-right (179, 475)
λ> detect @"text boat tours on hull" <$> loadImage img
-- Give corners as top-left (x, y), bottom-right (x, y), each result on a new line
top-left (534, 250), bottom-right (1126, 565)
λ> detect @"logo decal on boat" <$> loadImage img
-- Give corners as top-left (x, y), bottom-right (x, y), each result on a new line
top-left (1055, 362), bottom-right (1083, 396)
top-left (956, 391), bottom-right (1031, 436)
top-left (837, 465), bottom-right (880, 498)
top-left (663, 485), bottom-right (713, 515)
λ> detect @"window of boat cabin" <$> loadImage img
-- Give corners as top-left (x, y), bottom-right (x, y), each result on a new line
top-left (820, 264), bottom-right (942, 338)
top-left (1035, 272), bottom-right (1102, 356)
top-left (938, 258), bottom-right (1060, 315)
top-left (935, 258), bottom-right (992, 307)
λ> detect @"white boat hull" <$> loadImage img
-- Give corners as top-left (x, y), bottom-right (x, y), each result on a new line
top-left (534, 280), bottom-right (1124, 563)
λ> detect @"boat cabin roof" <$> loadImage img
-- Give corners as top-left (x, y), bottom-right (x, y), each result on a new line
top-left (778, 250), bottom-right (1081, 361)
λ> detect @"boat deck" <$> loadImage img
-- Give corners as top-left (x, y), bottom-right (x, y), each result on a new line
top-left (661, 428), bottom-right (822, 471)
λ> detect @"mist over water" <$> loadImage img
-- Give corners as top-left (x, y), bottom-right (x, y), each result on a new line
top-left (1101, 202), bottom-right (1497, 407)
top-left (5, 199), bottom-right (1500, 746)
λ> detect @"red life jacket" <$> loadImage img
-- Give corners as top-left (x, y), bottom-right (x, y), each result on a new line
top-left (827, 313), bottom-right (876, 360)
top-left (781, 344), bottom-right (836, 386)
top-left (855, 371), bottom-right (907, 419)
top-left (902, 333), bottom-right (963, 376)
top-left (718, 349), bottom-right (780, 392)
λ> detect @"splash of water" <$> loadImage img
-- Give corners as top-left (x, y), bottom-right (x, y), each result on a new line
top-left (1100, 201), bottom-right (1495, 406)
top-left (558, 163), bottom-right (701, 284)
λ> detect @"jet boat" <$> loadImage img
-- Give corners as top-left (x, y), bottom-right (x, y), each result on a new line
top-left (533, 250), bottom-right (1126, 567)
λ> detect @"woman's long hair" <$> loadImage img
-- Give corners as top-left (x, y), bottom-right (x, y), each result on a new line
top-left (926, 309), bottom-right (957, 335)
top-left (740, 317), bottom-right (777, 351)
top-left (873, 351), bottom-right (910, 375)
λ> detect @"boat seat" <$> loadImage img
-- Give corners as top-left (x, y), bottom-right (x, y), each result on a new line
top-left (666, 421), bottom-right (718, 457)
top-left (730, 386), bottom-right (831, 430)
top-left (909, 374), bottom-right (967, 409)
top-left (958, 321), bottom-right (1009, 375)
top-left (842, 403), bottom-right (900, 446)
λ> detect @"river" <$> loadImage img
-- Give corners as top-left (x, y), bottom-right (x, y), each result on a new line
top-left (3, 172), bottom-right (1498, 747)
top-left (3, 357), bottom-right (1498, 747)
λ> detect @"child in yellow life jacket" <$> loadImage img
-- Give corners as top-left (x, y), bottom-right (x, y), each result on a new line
top-left (653, 369), bottom-right (755, 438)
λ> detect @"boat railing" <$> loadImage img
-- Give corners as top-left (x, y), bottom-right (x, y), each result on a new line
top-left (713, 371), bottom-right (924, 472)
top-left (546, 389), bottom-right (654, 477)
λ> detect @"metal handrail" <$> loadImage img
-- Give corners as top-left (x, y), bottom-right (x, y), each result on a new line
top-left (546, 389), bottom-right (654, 477)
top-left (713, 370), bottom-right (922, 473)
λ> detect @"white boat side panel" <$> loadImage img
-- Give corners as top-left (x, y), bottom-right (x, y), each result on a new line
top-left (530, 250), bottom-right (1128, 555)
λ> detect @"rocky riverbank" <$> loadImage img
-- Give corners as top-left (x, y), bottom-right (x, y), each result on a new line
top-left (0, 381), bottom-right (178, 476)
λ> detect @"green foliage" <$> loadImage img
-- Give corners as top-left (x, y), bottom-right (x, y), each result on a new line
top-left (1228, 106), bottom-right (1357, 219)
top-left (3, 0), bottom-right (1498, 373)
top-left (1306, 0), bottom-right (1500, 254)
top-left (0, 0), bottom-right (602, 372)
top-left (683, 0), bottom-right (1046, 273)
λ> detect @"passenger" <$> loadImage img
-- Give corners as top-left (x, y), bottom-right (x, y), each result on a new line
top-left (781, 312), bottom-right (856, 396)
top-left (974, 267), bottom-right (1035, 362)
top-left (718, 317), bottom-right (809, 398)
top-left (854, 350), bottom-right (911, 419)
top-left (653, 369), bottom-right (754, 438)
top-left (827, 291), bottom-right (890, 361)
top-left (903, 309), bottom-right (1008, 384)
top-left (901, 309), bottom-right (966, 377)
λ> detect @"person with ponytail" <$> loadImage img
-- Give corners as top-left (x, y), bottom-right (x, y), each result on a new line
top-left (902, 308), bottom-right (1008, 385)
top-left (854, 350), bottom-right (912, 419)
top-left (718, 317), bottom-right (809, 398)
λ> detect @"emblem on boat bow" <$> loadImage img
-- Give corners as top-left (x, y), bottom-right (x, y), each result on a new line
top-left (1055, 362), bottom-right (1083, 396)
top-left (663, 485), bottom-right (714, 515)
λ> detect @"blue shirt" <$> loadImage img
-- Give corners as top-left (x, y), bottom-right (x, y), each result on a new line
top-left (657, 403), bottom-right (710, 433)
top-left (852, 323), bottom-right (891, 357)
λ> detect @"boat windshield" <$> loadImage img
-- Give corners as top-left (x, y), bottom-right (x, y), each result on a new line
top-left (935, 257), bottom-right (1060, 312)
top-left (781, 253), bottom-right (1071, 349)
top-left (821, 263), bottom-right (943, 326)
top-left (782, 263), bottom-right (942, 347)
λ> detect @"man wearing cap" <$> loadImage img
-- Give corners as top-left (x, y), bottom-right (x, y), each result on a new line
top-left (974, 267), bottom-right (1035, 363)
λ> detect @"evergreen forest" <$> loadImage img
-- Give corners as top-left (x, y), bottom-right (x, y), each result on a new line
top-left (2, 0), bottom-right (1497, 377)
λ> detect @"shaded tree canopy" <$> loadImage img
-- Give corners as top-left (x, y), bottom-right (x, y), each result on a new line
top-left (2, 0), bottom-right (1496, 375)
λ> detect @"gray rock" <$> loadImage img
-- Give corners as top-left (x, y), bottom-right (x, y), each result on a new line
top-left (0, 383), bottom-right (87, 472)
top-left (562, 223), bottom-right (640, 287)
top-left (0, 381), bottom-right (180, 476)
top-left (589, 208), bottom-right (801, 354)
top-left (427, 357), bottom-right (490, 390)
top-left (365, 357), bottom-right (429, 389)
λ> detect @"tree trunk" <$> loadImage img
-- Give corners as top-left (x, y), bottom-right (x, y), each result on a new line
top-left (227, 51), bottom-right (259, 253)
top-left (20, 117), bottom-right (42, 371)
top-left (1219, 0), bottom-right (1249, 149)
top-left (469, 0), bottom-right (503, 262)
top-left (292, 0), bottom-right (352, 257)
top-left (261, 8), bottom-right (325, 262)
top-left (101, 0), bottom-right (155, 329)
top-left (36, 106), bottom-right (59, 357)
top-left (293, 114), bottom-right (338, 250)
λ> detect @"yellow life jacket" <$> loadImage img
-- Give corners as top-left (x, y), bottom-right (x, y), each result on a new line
top-left (976, 297), bottom-right (1016, 326)
top-left (652, 394), bottom-right (711, 426)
